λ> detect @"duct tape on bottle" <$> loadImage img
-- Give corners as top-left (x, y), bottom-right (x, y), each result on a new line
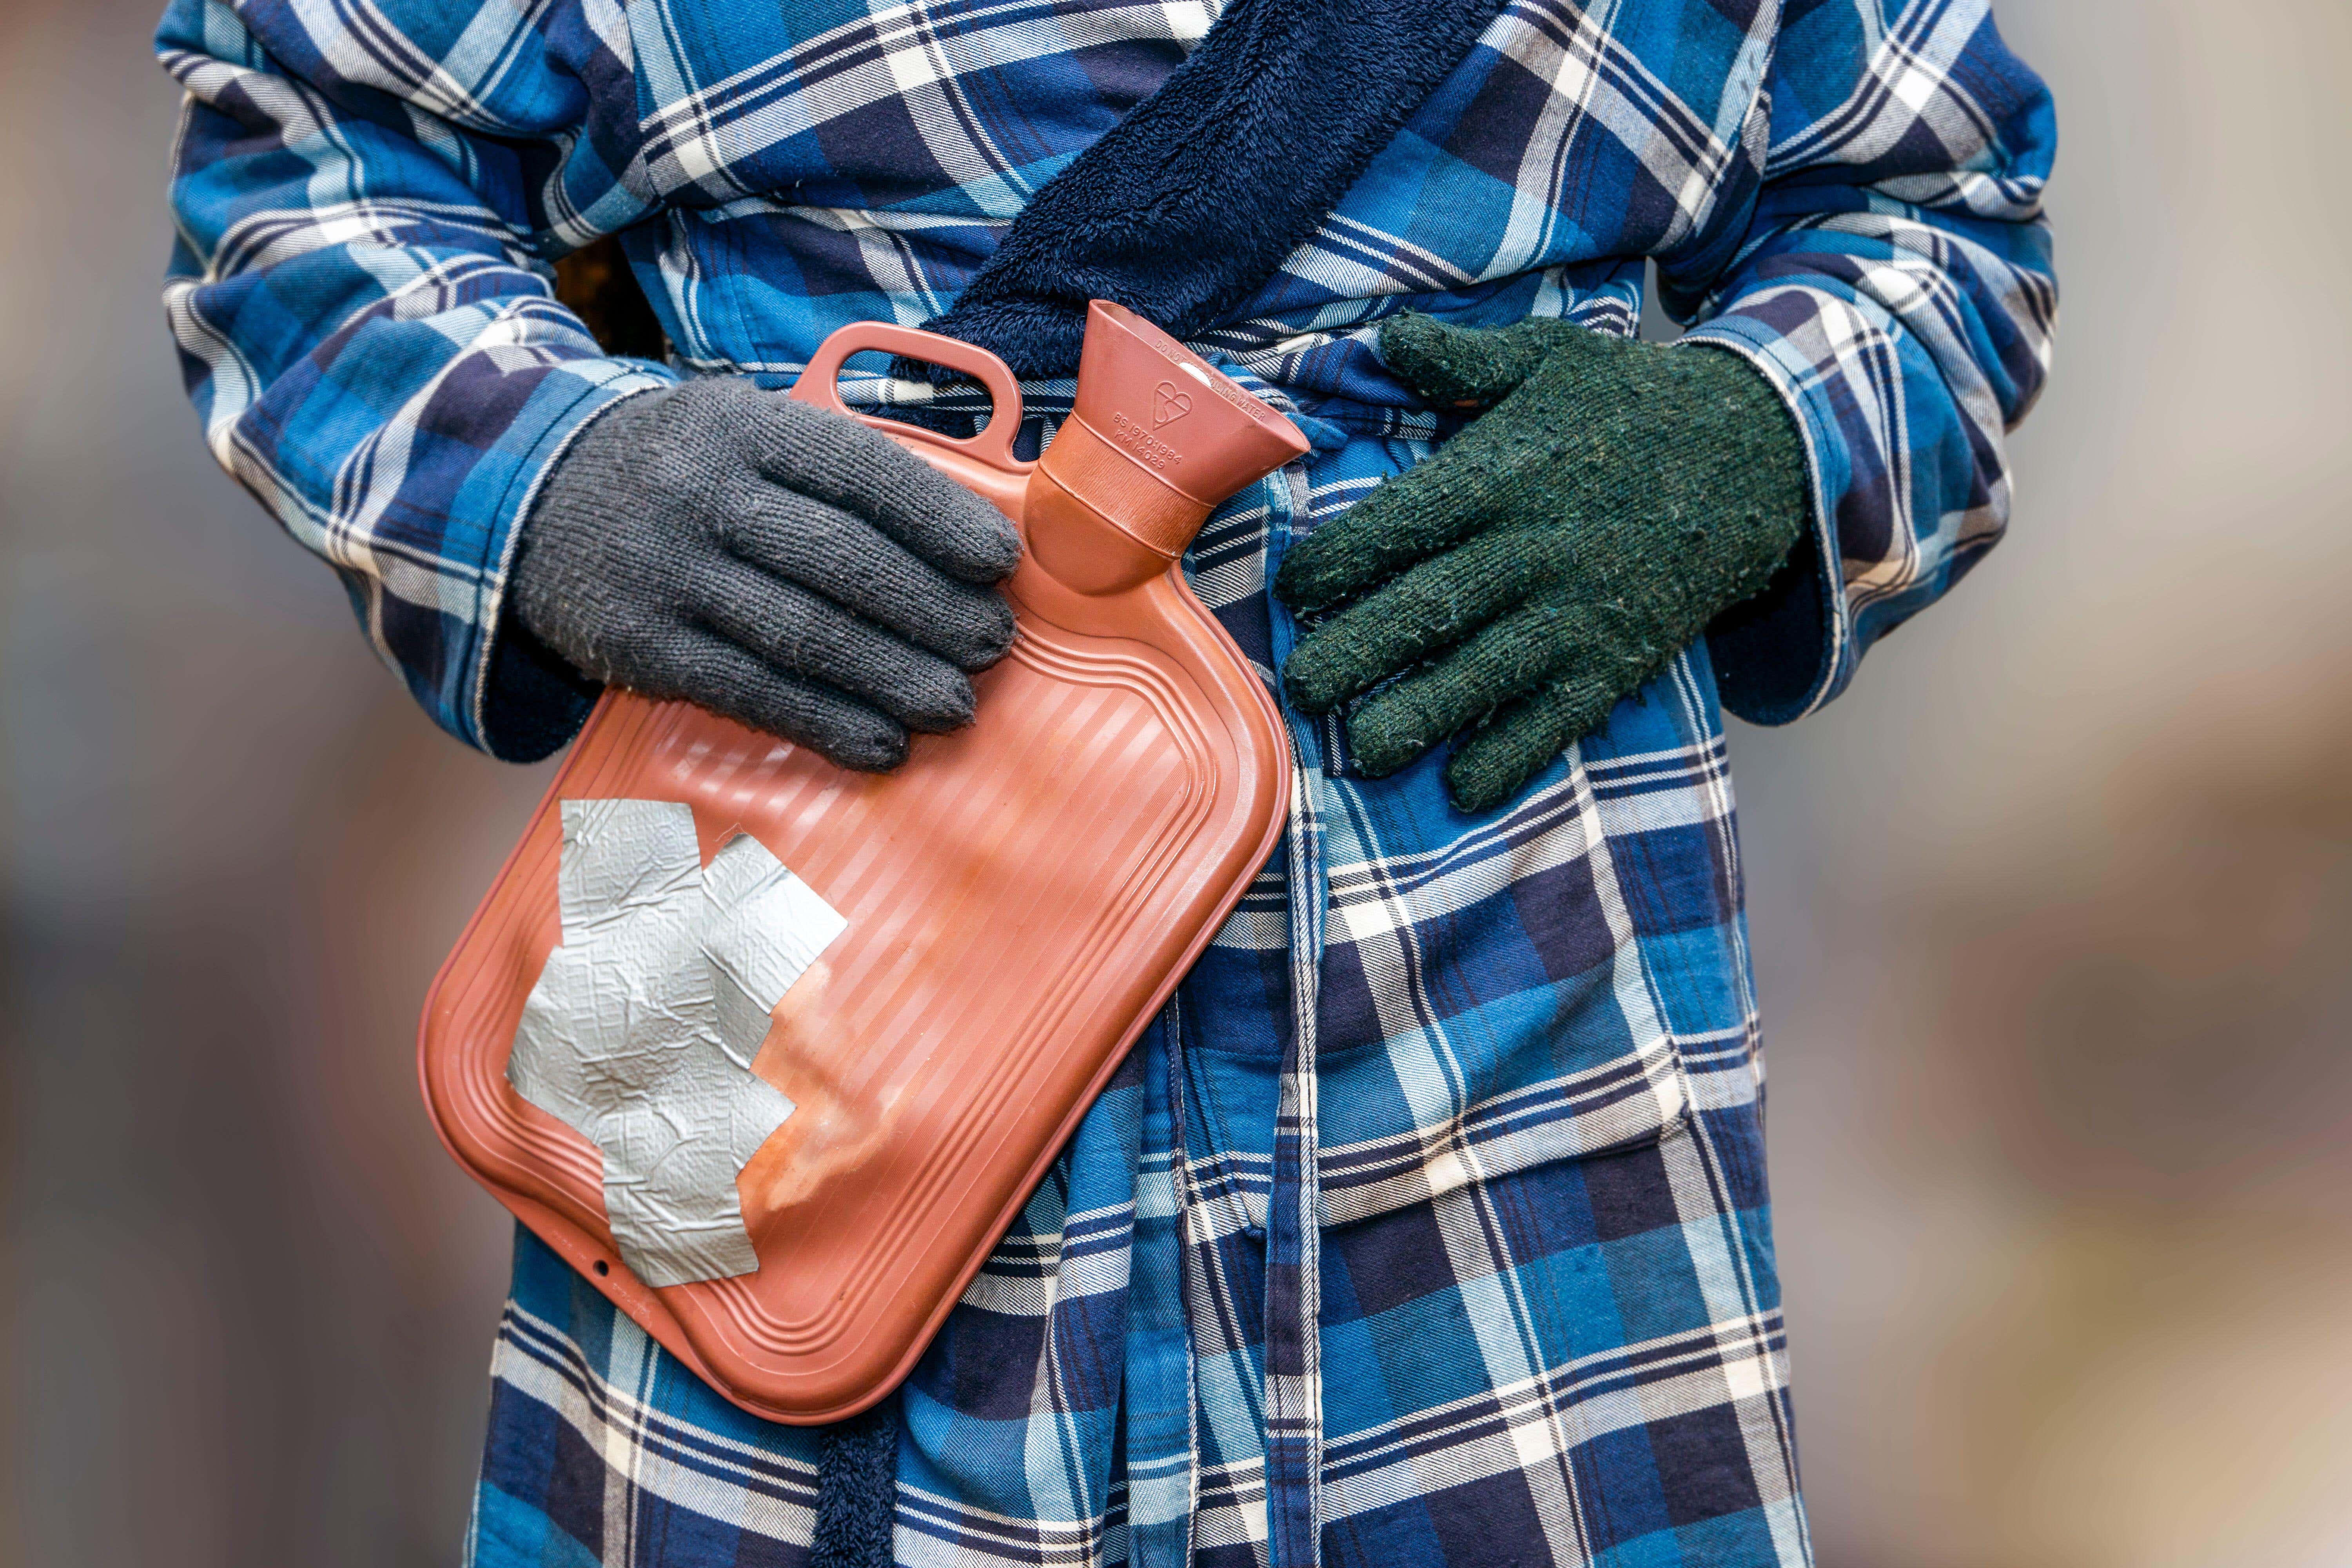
top-left (506, 799), bottom-right (844, 1287)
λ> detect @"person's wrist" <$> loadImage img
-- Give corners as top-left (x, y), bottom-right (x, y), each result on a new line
top-left (513, 382), bottom-right (686, 663)
top-left (479, 393), bottom-right (673, 761)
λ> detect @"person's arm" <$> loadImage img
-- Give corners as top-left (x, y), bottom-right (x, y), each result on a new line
top-left (158, 0), bottom-right (671, 757)
top-left (1273, 2), bottom-right (2054, 811)
top-left (1672, 0), bottom-right (2058, 724)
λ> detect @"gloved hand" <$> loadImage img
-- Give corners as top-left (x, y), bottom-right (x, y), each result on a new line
top-left (515, 377), bottom-right (1022, 770)
top-left (1274, 314), bottom-right (1808, 813)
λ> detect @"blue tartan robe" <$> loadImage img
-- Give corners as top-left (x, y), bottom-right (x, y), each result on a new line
top-left (156, 0), bottom-right (2058, 1561)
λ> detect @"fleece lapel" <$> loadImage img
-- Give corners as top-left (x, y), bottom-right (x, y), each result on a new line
top-left (922, 0), bottom-right (1511, 378)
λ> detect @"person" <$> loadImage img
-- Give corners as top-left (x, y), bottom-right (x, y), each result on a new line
top-left (156, 0), bottom-right (2056, 1563)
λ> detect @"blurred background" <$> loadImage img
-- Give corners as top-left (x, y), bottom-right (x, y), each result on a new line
top-left (4, 0), bottom-right (2348, 1563)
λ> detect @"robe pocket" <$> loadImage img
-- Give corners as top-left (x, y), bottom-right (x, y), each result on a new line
top-left (1313, 1027), bottom-right (1693, 1231)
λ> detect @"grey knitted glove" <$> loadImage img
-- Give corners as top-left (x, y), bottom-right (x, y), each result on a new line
top-left (515, 377), bottom-right (1022, 770)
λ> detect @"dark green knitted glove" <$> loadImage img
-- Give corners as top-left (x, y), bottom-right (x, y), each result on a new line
top-left (1274, 314), bottom-right (1809, 813)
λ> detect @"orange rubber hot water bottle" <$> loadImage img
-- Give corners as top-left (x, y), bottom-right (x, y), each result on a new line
top-left (420, 301), bottom-right (1310, 1423)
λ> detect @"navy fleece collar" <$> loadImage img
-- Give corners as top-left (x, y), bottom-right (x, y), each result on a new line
top-left (920, 0), bottom-right (1510, 379)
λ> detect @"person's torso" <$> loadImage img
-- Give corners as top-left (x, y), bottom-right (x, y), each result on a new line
top-left (599, 0), bottom-right (1771, 1196)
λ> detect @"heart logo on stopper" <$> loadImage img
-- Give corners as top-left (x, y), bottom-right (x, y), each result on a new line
top-left (1152, 381), bottom-right (1193, 429)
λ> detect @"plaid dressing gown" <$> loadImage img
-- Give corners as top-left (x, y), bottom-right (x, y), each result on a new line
top-left (157, 0), bottom-right (2058, 1562)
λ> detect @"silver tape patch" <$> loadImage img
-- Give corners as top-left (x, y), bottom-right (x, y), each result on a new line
top-left (507, 799), bottom-right (845, 1287)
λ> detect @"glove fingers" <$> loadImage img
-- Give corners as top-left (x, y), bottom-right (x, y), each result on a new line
top-left (1343, 592), bottom-right (1606, 778)
top-left (1442, 600), bottom-right (1702, 812)
top-left (735, 395), bottom-right (1023, 583)
top-left (690, 563), bottom-right (980, 733)
top-left (722, 488), bottom-right (1017, 671)
top-left (668, 631), bottom-right (913, 771)
top-left (1443, 677), bottom-right (1622, 816)
top-left (1377, 313), bottom-right (1586, 408)
top-left (1278, 322), bottom-right (1635, 617)
top-left (1282, 529), bottom-right (1568, 713)
top-left (1273, 456), bottom-right (1512, 615)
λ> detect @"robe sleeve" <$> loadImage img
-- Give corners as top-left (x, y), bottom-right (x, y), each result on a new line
top-left (1669, 0), bottom-right (2059, 723)
top-left (156, 0), bottom-right (674, 756)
